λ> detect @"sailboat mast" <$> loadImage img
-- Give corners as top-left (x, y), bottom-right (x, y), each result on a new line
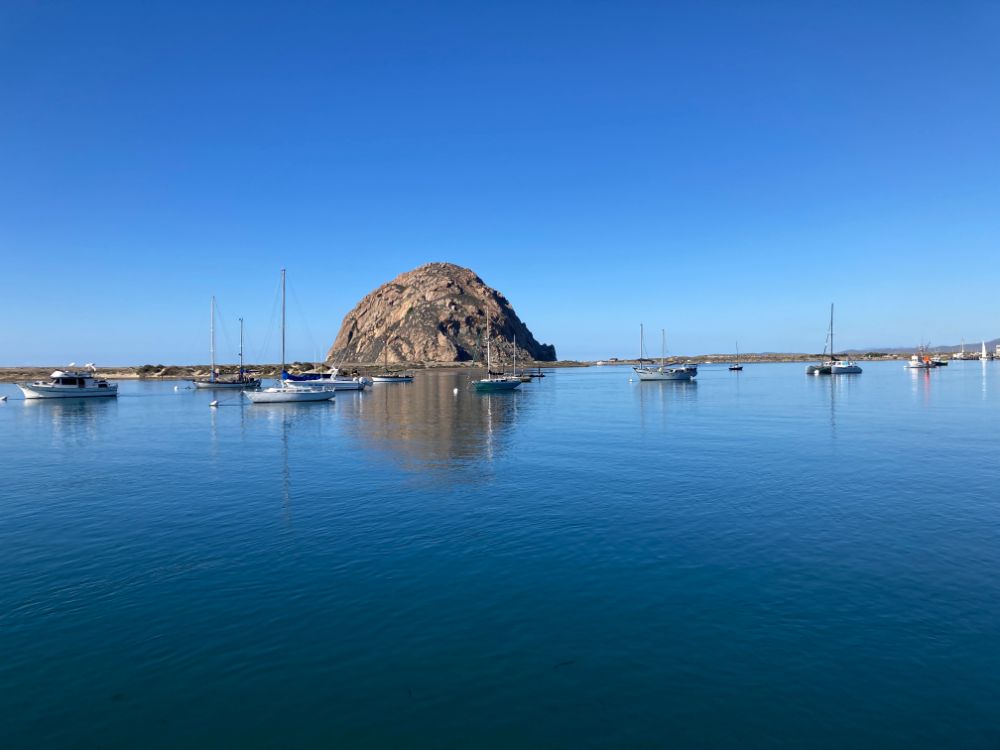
top-left (829, 303), bottom-right (835, 359)
top-left (661, 329), bottom-right (665, 366)
top-left (639, 323), bottom-right (644, 363)
top-left (486, 316), bottom-right (491, 374)
top-left (210, 295), bottom-right (216, 383)
top-left (239, 317), bottom-right (244, 376)
top-left (280, 268), bottom-right (286, 373)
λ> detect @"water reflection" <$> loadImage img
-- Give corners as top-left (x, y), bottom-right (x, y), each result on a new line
top-left (338, 371), bottom-right (521, 469)
top-left (907, 366), bottom-right (934, 403)
top-left (631, 379), bottom-right (698, 433)
top-left (22, 397), bottom-right (118, 444)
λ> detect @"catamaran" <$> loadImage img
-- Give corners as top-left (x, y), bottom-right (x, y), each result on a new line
top-left (633, 325), bottom-right (693, 381)
top-left (473, 317), bottom-right (521, 391)
top-left (245, 270), bottom-right (336, 404)
top-left (192, 298), bottom-right (261, 389)
top-left (18, 364), bottom-right (118, 399)
top-left (806, 304), bottom-right (861, 374)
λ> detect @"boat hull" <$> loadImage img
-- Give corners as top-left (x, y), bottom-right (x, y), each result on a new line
top-left (372, 376), bottom-right (414, 383)
top-left (283, 377), bottom-right (369, 390)
top-left (192, 379), bottom-right (261, 389)
top-left (244, 387), bottom-right (336, 403)
top-left (473, 378), bottom-right (521, 392)
top-left (831, 364), bottom-right (862, 374)
top-left (634, 367), bottom-right (693, 381)
top-left (17, 383), bottom-right (118, 399)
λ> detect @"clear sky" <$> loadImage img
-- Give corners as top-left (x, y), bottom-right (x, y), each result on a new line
top-left (2, 0), bottom-right (998, 364)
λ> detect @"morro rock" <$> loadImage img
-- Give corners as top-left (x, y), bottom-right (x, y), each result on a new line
top-left (327, 262), bottom-right (556, 363)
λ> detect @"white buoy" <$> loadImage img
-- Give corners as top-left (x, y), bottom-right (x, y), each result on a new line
top-left (210, 400), bottom-right (219, 408)
top-left (174, 385), bottom-right (179, 391)
top-left (628, 378), bottom-right (634, 382)
top-left (453, 387), bottom-right (459, 394)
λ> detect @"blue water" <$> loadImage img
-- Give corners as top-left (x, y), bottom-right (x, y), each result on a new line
top-left (2, 362), bottom-right (999, 748)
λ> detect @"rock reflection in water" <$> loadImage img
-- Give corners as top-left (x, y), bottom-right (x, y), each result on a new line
top-left (338, 370), bottom-right (521, 469)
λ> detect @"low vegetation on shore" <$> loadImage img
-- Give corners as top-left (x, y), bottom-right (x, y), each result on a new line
top-left (0, 352), bottom-right (916, 383)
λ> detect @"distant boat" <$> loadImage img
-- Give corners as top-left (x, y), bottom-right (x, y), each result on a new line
top-left (18, 365), bottom-right (118, 399)
top-left (729, 342), bottom-right (743, 371)
top-left (192, 299), bottom-right (261, 389)
top-left (245, 270), bottom-right (336, 404)
top-left (371, 341), bottom-right (415, 383)
top-left (807, 304), bottom-right (861, 374)
top-left (906, 344), bottom-right (934, 369)
top-left (827, 304), bottom-right (861, 374)
top-left (633, 326), bottom-right (694, 381)
top-left (473, 316), bottom-right (521, 391)
top-left (980, 341), bottom-right (990, 361)
top-left (282, 367), bottom-right (372, 390)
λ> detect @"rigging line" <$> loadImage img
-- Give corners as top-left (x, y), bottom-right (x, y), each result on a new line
top-left (213, 299), bottom-right (237, 362)
top-left (287, 280), bottom-right (320, 364)
top-left (256, 275), bottom-right (283, 364)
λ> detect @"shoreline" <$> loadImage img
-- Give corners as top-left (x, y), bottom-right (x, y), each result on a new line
top-left (0, 353), bottom-right (916, 383)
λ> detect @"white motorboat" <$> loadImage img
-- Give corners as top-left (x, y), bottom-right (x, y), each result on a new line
top-left (633, 326), bottom-right (694, 381)
top-left (473, 316), bottom-right (521, 391)
top-left (18, 366), bottom-right (118, 399)
top-left (245, 269), bottom-right (336, 405)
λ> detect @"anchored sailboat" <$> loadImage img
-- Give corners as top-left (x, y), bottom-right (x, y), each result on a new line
top-left (473, 316), bottom-right (521, 391)
top-left (192, 298), bottom-right (261, 389)
top-left (806, 304), bottom-right (861, 374)
top-left (372, 340), bottom-right (415, 383)
top-left (245, 270), bottom-right (336, 404)
top-left (729, 342), bottom-right (743, 371)
top-left (633, 325), bottom-right (693, 381)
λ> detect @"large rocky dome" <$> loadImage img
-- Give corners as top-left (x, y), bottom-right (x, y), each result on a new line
top-left (327, 262), bottom-right (556, 364)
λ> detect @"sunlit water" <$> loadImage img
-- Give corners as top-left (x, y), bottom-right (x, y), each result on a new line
top-left (2, 362), bottom-right (999, 748)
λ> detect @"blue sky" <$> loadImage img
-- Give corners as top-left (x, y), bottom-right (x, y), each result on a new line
top-left (1, 1), bottom-right (998, 364)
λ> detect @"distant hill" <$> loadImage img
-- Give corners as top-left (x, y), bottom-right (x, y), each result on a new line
top-left (328, 262), bottom-right (557, 363)
top-left (844, 338), bottom-right (999, 355)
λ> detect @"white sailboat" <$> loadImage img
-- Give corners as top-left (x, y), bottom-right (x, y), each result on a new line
top-left (245, 270), bottom-right (336, 404)
top-left (980, 341), bottom-right (990, 361)
top-left (633, 325), bottom-right (693, 381)
top-left (473, 316), bottom-right (521, 391)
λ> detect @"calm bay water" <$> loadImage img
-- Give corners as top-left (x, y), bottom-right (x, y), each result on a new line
top-left (2, 362), bottom-right (999, 748)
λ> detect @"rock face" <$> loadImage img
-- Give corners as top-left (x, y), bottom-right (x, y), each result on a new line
top-left (328, 263), bottom-right (556, 364)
